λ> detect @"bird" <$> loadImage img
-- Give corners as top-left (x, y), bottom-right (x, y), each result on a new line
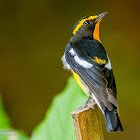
top-left (61, 12), bottom-right (123, 132)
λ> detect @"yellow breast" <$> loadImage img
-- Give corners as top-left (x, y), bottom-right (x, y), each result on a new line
top-left (72, 71), bottom-right (91, 97)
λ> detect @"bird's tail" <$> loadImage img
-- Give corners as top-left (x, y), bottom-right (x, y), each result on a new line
top-left (104, 106), bottom-right (123, 132)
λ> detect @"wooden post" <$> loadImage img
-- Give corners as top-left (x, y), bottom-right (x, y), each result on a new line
top-left (71, 102), bottom-right (104, 140)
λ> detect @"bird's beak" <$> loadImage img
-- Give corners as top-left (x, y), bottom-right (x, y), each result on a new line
top-left (95, 12), bottom-right (108, 23)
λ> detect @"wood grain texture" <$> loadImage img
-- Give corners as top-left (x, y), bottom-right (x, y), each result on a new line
top-left (71, 102), bottom-right (104, 140)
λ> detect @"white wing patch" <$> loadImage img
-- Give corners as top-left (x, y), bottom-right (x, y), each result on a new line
top-left (105, 55), bottom-right (112, 70)
top-left (61, 54), bottom-right (71, 70)
top-left (69, 48), bottom-right (93, 68)
top-left (69, 48), bottom-right (76, 56)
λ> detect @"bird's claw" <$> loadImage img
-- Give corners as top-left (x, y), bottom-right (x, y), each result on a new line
top-left (86, 105), bottom-right (95, 110)
top-left (74, 99), bottom-right (95, 111)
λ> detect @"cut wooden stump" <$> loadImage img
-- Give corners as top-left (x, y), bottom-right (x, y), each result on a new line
top-left (71, 102), bottom-right (104, 140)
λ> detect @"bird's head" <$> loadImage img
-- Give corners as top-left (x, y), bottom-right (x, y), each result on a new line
top-left (71, 12), bottom-right (108, 43)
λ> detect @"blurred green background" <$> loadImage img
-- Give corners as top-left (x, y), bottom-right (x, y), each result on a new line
top-left (0, 0), bottom-right (140, 139)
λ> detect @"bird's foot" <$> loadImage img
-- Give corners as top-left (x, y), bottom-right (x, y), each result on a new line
top-left (75, 98), bottom-right (95, 110)
top-left (86, 99), bottom-right (95, 110)
top-left (83, 96), bottom-right (91, 107)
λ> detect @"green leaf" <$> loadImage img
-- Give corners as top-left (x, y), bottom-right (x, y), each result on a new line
top-left (0, 95), bottom-right (29, 140)
top-left (0, 95), bottom-right (12, 140)
top-left (0, 95), bottom-right (11, 130)
top-left (16, 131), bottom-right (30, 140)
top-left (31, 76), bottom-right (87, 140)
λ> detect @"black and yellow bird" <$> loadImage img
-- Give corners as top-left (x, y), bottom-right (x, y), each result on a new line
top-left (62, 12), bottom-right (123, 132)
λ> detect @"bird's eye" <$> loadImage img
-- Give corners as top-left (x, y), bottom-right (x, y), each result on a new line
top-left (84, 20), bottom-right (90, 25)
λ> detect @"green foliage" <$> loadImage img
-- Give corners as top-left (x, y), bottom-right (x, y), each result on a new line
top-left (0, 95), bottom-right (29, 140)
top-left (0, 77), bottom-right (87, 140)
top-left (31, 77), bottom-right (87, 140)
top-left (0, 95), bottom-right (11, 140)
top-left (0, 95), bottom-right (11, 130)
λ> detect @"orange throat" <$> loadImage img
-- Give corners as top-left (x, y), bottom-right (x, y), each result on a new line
top-left (93, 21), bottom-right (101, 43)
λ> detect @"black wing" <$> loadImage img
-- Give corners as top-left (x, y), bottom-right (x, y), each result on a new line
top-left (65, 43), bottom-right (118, 111)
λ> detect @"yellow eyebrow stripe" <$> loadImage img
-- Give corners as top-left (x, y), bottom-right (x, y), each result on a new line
top-left (73, 16), bottom-right (98, 35)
